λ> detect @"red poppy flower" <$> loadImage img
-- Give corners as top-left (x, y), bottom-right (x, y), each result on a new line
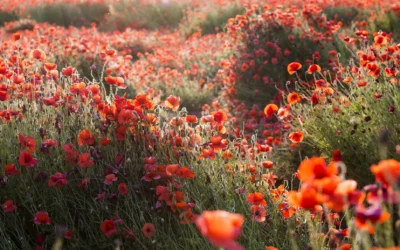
top-left (262, 161), bottom-right (274, 169)
top-left (48, 172), bottom-right (68, 188)
top-left (2, 200), bottom-right (17, 212)
top-left (115, 126), bottom-right (127, 141)
top-left (104, 174), bottom-right (118, 185)
top-left (78, 178), bottom-right (91, 189)
top-left (142, 223), bottom-right (155, 238)
top-left (31, 49), bottom-right (46, 61)
top-left (78, 153), bottom-right (94, 169)
top-left (118, 183), bottom-right (129, 196)
top-left (63, 230), bottom-right (73, 240)
top-left (100, 219), bottom-right (117, 237)
top-left (62, 143), bottom-right (79, 164)
top-left (62, 66), bottom-right (75, 76)
top-left (18, 133), bottom-right (36, 152)
top-left (19, 151), bottom-right (38, 168)
top-left (4, 164), bottom-right (20, 176)
top-left (307, 64), bottom-right (321, 74)
top-left (34, 211), bottom-right (51, 225)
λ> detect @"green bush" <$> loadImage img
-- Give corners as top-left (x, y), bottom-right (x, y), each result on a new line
top-left (0, 10), bottom-right (19, 26)
top-left (181, 4), bottom-right (245, 37)
top-left (323, 6), bottom-right (361, 26)
top-left (101, 1), bottom-right (185, 31)
top-left (226, 7), bottom-right (352, 108)
top-left (27, 3), bottom-right (109, 27)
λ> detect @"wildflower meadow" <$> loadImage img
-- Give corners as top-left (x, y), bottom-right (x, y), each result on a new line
top-left (0, 0), bottom-right (400, 249)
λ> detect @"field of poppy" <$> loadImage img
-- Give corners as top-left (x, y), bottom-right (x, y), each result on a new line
top-left (0, 0), bottom-right (400, 249)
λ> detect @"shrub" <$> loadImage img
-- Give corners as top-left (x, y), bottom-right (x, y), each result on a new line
top-left (0, 10), bottom-right (19, 26)
top-left (101, 1), bottom-right (185, 31)
top-left (27, 3), bottom-right (109, 27)
top-left (180, 4), bottom-right (245, 37)
top-left (223, 4), bottom-right (351, 109)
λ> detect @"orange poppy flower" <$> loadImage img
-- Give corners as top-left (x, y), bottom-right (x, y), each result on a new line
top-left (288, 187), bottom-right (323, 210)
top-left (77, 129), bottom-right (95, 146)
top-left (142, 223), bottom-right (155, 238)
top-left (374, 35), bottom-right (388, 47)
top-left (287, 92), bottom-right (301, 105)
top-left (297, 157), bottom-right (337, 182)
top-left (264, 104), bottom-right (278, 118)
top-left (288, 131), bottom-right (304, 143)
top-left (370, 159), bottom-right (400, 186)
top-left (343, 77), bottom-right (353, 83)
top-left (78, 153), bottom-right (94, 169)
top-left (186, 115), bottom-right (198, 123)
top-left (246, 192), bottom-right (267, 206)
top-left (278, 202), bottom-right (295, 218)
top-left (200, 148), bottom-right (217, 160)
top-left (12, 32), bottom-right (21, 41)
top-left (176, 167), bottom-right (195, 179)
top-left (118, 109), bottom-right (134, 125)
top-left (196, 210), bottom-right (244, 250)
top-left (166, 164), bottom-right (179, 176)
top-left (165, 95), bottom-right (180, 111)
top-left (287, 62), bottom-right (302, 75)
top-left (212, 109), bottom-right (228, 124)
top-left (325, 180), bottom-right (364, 212)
